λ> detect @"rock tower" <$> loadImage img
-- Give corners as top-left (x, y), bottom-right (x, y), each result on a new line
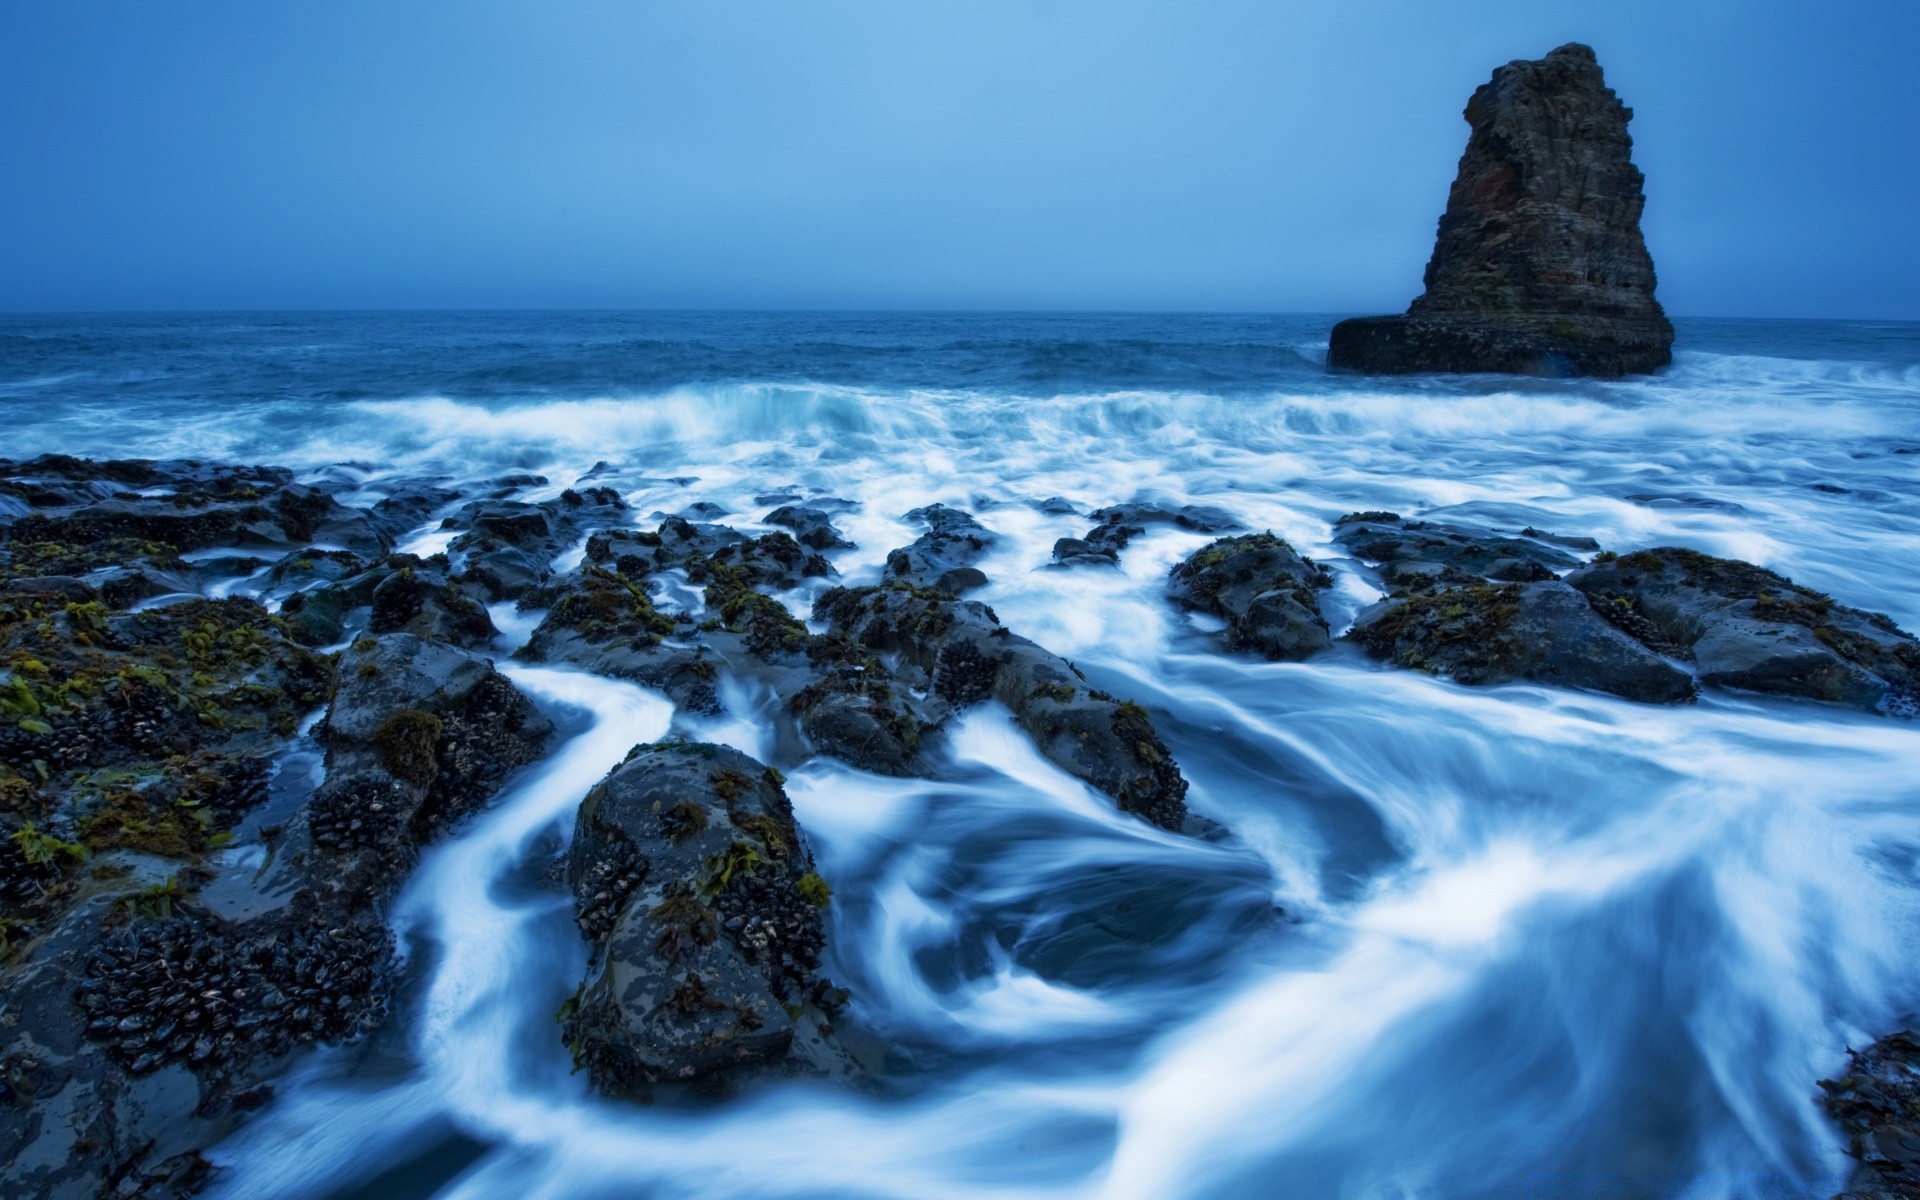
top-left (1329, 43), bottom-right (1673, 378)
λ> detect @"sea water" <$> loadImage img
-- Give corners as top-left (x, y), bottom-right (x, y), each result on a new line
top-left (3, 311), bottom-right (1918, 1199)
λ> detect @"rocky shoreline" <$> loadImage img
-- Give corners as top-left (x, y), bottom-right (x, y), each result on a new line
top-left (1, 453), bottom-right (1912, 1196)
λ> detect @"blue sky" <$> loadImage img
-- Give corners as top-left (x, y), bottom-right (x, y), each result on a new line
top-left (2, 1), bottom-right (1914, 316)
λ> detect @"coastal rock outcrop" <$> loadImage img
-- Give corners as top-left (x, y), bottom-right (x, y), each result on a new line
top-left (1568, 549), bottom-right (1918, 715)
top-left (561, 742), bottom-right (847, 1093)
top-left (815, 584), bottom-right (1196, 832)
top-left (1169, 534), bottom-right (1334, 661)
top-left (885, 505), bottom-right (997, 595)
top-left (1328, 43), bottom-right (1674, 378)
top-left (1336, 513), bottom-right (1695, 703)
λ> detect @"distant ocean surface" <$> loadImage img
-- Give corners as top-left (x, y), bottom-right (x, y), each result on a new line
top-left (5, 310), bottom-right (1920, 1200)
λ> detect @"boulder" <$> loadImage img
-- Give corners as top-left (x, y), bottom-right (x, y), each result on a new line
top-left (884, 505), bottom-right (997, 595)
top-left (1327, 44), bottom-right (1673, 378)
top-left (1568, 548), bottom-right (1918, 714)
top-left (1168, 533), bottom-right (1334, 661)
top-left (442, 486), bottom-right (630, 601)
top-left (763, 505), bottom-right (854, 551)
top-left (1336, 513), bottom-right (1693, 703)
top-left (815, 585), bottom-right (1196, 832)
top-left (1054, 502), bottom-right (1242, 568)
top-left (562, 742), bottom-right (845, 1093)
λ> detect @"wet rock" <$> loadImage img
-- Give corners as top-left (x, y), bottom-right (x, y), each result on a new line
top-left (1349, 579), bottom-right (1696, 702)
top-left (1333, 511), bottom-right (1578, 590)
top-left (1568, 549), bottom-right (1919, 715)
top-left (516, 567), bottom-right (721, 713)
top-left (443, 486), bottom-right (630, 601)
top-left (366, 482), bottom-right (462, 543)
top-left (1821, 1029), bottom-right (1920, 1198)
top-left (884, 505), bottom-right (997, 595)
top-left (1169, 533), bottom-right (1334, 661)
top-left (301, 633), bottom-right (553, 912)
top-left (788, 635), bottom-right (936, 776)
top-left (1328, 44), bottom-right (1673, 378)
top-left (1053, 503), bottom-right (1243, 569)
top-left (815, 584), bottom-right (1195, 831)
top-left (0, 456), bottom-right (390, 558)
top-left (366, 562), bottom-right (497, 649)
top-left (562, 742), bottom-right (846, 1093)
top-left (764, 505), bottom-right (854, 551)
top-left (1337, 513), bottom-right (1693, 702)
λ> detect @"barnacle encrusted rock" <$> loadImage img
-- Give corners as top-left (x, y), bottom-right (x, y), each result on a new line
top-left (562, 742), bottom-right (846, 1094)
top-left (1328, 44), bottom-right (1673, 378)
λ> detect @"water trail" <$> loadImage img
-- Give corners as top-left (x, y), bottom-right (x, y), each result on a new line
top-left (6, 313), bottom-right (1912, 1199)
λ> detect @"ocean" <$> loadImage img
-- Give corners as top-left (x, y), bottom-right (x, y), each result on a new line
top-left (4, 310), bottom-right (1919, 1199)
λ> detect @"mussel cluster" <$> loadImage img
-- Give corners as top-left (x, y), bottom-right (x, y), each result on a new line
top-left (306, 773), bottom-right (412, 858)
top-left (933, 638), bottom-right (1001, 707)
top-left (428, 672), bottom-right (541, 824)
top-left (0, 822), bottom-right (64, 910)
top-left (75, 915), bottom-right (393, 1077)
top-left (712, 867), bottom-right (823, 1003)
top-left (574, 835), bottom-right (649, 942)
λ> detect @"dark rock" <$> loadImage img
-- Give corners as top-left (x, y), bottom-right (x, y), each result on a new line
top-left (1328, 44), bottom-right (1673, 378)
top-left (1820, 1029), bottom-right (1920, 1198)
top-left (1053, 503), bottom-right (1244, 569)
top-left (516, 568), bottom-right (721, 714)
top-left (301, 633), bottom-right (554, 911)
top-left (561, 742), bottom-right (846, 1093)
top-left (1349, 579), bottom-right (1696, 702)
top-left (0, 457), bottom-right (390, 558)
top-left (1337, 513), bottom-right (1693, 703)
top-left (815, 585), bottom-right (1193, 831)
top-left (764, 506), bottom-right (854, 551)
top-left (1169, 534), bottom-right (1334, 661)
top-left (1333, 512), bottom-right (1578, 590)
top-left (442, 487), bottom-right (630, 602)
top-left (1568, 549), bottom-right (1919, 714)
top-left (884, 505), bottom-right (997, 595)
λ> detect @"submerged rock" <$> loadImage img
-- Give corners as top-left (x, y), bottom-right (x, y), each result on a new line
top-left (562, 742), bottom-right (848, 1094)
top-left (1168, 533), bottom-right (1333, 661)
top-left (1328, 43), bottom-right (1673, 378)
top-left (1568, 549), bottom-right (1918, 715)
top-left (1336, 513), bottom-right (1693, 703)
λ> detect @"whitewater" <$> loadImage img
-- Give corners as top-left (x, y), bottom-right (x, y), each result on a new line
top-left (3, 311), bottom-right (1918, 1199)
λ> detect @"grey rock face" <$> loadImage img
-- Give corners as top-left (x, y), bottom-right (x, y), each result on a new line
top-left (561, 742), bottom-right (845, 1093)
top-left (1328, 43), bottom-right (1674, 378)
top-left (1568, 548), bottom-right (1918, 714)
top-left (1168, 534), bottom-right (1334, 661)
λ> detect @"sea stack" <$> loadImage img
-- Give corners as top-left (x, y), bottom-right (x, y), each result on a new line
top-left (1328, 43), bottom-right (1673, 378)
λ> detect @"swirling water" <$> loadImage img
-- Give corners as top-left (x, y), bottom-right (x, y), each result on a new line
top-left (4, 312), bottom-right (1920, 1199)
